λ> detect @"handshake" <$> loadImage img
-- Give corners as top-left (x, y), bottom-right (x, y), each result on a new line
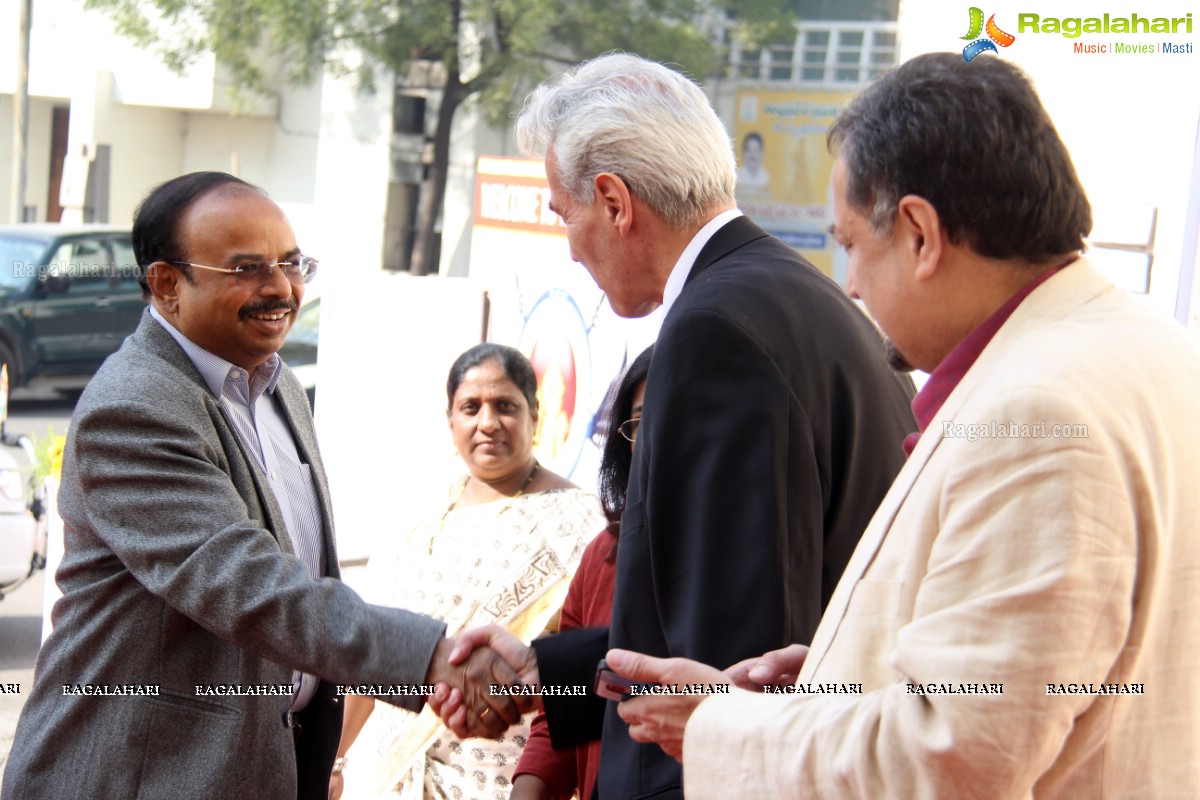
top-left (423, 625), bottom-right (541, 739)
top-left (422, 624), bottom-right (810, 761)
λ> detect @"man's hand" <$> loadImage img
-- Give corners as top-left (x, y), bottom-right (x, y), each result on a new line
top-left (427, 626), bottom-right (540, 738)
top-left (449, 624), bottom-right (540, 685)
top-left (425, 636), bottom-right (525, 739)
top-left (724, 643), bottom-right (809, 691)
top-left (607, 648), bottom-right (729, 763)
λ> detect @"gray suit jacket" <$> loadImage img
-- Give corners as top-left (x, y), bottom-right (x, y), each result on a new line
top-left (2, 311), bottom-right (446, 799)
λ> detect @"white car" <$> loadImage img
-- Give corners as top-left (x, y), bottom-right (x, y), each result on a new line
top-left (0, 439), bottom-right (40, 594)
top-left (0, 367), bottom-right (45, 597)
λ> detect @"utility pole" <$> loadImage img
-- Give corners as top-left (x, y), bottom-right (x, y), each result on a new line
top-left (11, 0), bottom-right (33, 223)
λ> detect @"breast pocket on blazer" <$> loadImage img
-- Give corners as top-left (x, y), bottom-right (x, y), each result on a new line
top-left (613, 502), bottom-right (656, 644)
top-left (620, 500), bottom-right (645, 539)
top-left (633, 788), bottom-right (683, 800)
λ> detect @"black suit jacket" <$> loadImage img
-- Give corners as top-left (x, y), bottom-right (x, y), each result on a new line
top-left (535, 217), bottom-right (916, 799)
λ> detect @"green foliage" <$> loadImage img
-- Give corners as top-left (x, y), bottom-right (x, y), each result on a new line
top-left (28, 427), bottom-right (66, 485)
top-left (86, 0), bottom-right (336, 91)
top-left (84, 0), bottom-right (797, 107)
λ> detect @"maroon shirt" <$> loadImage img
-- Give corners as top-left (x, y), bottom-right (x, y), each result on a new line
top-left (903, 267), bottom-right (1062, 455)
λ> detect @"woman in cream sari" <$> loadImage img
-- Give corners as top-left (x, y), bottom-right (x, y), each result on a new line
top-left (331, 343), bottom-right (606, 800)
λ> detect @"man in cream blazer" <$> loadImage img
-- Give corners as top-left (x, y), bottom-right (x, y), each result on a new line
top-left (608, 53), bottom-right (1200, 798)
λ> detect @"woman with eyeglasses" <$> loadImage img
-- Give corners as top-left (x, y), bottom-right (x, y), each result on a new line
top-left (509, 343), bottom-right (654, 800)
top-left (329, 343), bottom-right (606, 800)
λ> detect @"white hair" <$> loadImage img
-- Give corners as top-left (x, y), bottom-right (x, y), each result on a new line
top-left (515, 53), bottom-right (736, 230)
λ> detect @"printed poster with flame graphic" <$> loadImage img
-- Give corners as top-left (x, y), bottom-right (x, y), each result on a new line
top-left (470, 156), bottom-right (661, 487)
top-left (529, 333), bottom-right (575, 462)
top-left (521, 289), bottom-right (590, 472)
top-left (734, 89), bottom-right (858, 281)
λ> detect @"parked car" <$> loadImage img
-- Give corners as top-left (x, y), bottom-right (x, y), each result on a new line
top-left (0, 441), bottom-right (41, 595)
top-left (0, 224), bottom-right (144, 392)
top-left (0, 371), bottom-right (46, 598)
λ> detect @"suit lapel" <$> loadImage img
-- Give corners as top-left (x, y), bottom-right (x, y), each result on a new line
top-left (210, 399), bottom-right (297, 556)
top-left (919, 259), bottom-right (1113, 441)
top-left (802, 260), bottom-right (1115, 676)
top-left (274, 382), bottom-right (340, 578)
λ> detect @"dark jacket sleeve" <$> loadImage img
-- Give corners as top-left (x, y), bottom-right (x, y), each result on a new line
top-left (532, 627), bottom-right (609, 748)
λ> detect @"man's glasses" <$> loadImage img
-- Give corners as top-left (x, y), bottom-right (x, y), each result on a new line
top-left (169, 255), bottom-right (318, 285)
top-left (617, 418), bottom-right (640, 442)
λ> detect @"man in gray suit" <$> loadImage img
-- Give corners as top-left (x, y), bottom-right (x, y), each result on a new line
top-left (1, 172), bottom-right (521, 800)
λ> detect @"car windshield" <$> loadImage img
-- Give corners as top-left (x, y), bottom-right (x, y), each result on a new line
top-left (0, 235), bottom-right (47, 290)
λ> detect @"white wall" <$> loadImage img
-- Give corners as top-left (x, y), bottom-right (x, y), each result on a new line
top-left (302, 59), bottom-right (392, 278)
top-left (0, 95), bottom-right (57, 221)
top-left (2, 0), bottom-right (324, 225)
top-left (312, 274), bottom-right (489, 560)
top-left (440, 95), bottom-right (518, 278)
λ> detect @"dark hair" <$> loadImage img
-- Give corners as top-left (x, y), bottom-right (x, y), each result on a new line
top-left (132, 171), bottom-right (261, 293)
top-left (742, 132), bottom-right (764, 151)
top-left (828, 52), bottom-right (1091, 263)
top-left (597, 344), bottom-right (654, 554)
top-left (446, 343), bottom-right (539, 413)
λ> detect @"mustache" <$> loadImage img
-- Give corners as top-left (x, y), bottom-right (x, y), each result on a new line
top-left (239, 298), bottom-right (298, 319)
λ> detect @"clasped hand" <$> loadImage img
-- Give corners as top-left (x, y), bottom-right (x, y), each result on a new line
top-left (610, 643), bottom-right (810, 762)
top-left (426, 625), bottom-right (540, 739)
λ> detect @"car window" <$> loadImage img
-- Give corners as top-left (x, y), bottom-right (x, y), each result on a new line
top-left (44, 239), bottom-right (114, 296)
top-left (0, 235), bottom-right (46, 290)
top-left (109, 237), bottom-right (143, 293)
top-left (288, 300), bottom-right (321, 345)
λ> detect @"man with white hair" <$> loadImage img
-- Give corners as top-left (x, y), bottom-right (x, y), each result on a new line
top-left (440, 53), bottom-right (916, 800)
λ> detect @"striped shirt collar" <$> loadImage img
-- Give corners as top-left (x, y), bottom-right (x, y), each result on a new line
top-left (149, 305), bottom-right (282, 399)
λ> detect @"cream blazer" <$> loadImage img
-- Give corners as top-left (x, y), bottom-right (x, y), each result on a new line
top-left (684, 260), bottom-right (1200, 799)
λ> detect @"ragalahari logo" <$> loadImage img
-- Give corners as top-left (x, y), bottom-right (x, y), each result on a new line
top-left (961, 7), bottom-right (1016, 61)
